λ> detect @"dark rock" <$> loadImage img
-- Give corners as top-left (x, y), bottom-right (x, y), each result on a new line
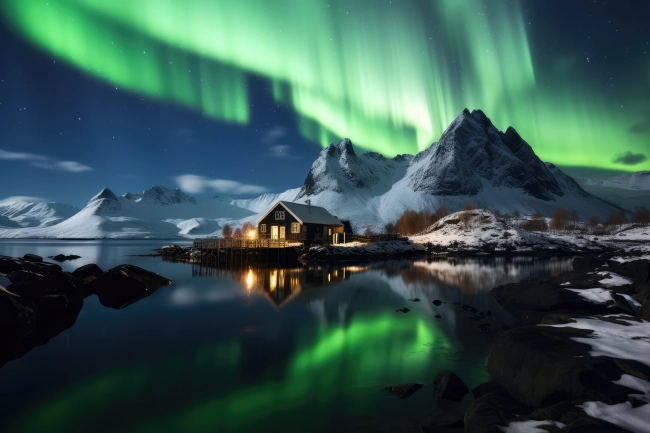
top-left (72, 263), bottom-right (104, 282)
top-left (628, 396), bottom-right (646, 408)
top-left (48, 254), bottom-right (81, 262)
top-left (432, 370), bottom-right (469, 402)
top-left (475, 323), bottom-right (491, 333)
top-left (491, 279), bottom-right (624, 317)
top-left (0, 255), bottom-right (85, 367)
top-left (471, 381), bottom-right (506, 399)
top-left (434, 314), bottom-right (441, 319)
top-left (22, 254), bottom-right (42, 263)
top-left (464, 391), bottom-right (532, 433)
top-left (396, 308), bottom-right (410, 313)
top-left (572, 256), bottom-right (607, 272)
top-left (72, 264), bottom-right (104, 297)
top-left (383, 382), bottom-right (422, 399)
top-left (608, 291), bottom-right (636, 316)
top-left (90, 264), bottom-right (172, 309)
top-left (432, 299), bottom-right (442, 306)
top-left (0, 286), bottom-right (35, 347)
top-left (638, 298), bottom-right (650, 321)
top-left (409, 298), bottom-right (421, 302)
top-left (509, 401), bottom-right (632, 432)
top-left (487, 324), bottom-right (634, 408)
top-left (35, 262), bottom-right (62, 271)
top-left (542, 312), bottom-right (578, 325)
top-left (613, 358), bottom-right (650, 382)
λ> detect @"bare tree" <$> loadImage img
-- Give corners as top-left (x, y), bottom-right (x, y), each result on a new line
top-left (364, 225), bottom-right (374, 237)
top-left (384, 221), bottom-right (396, 234)
top-left (233, 228), bottom-right (243, 239)
top-left (222, 224), bottom-right (233, 239)
top-left (604, 211), bottom-right (627, 231)
top-left (632, 207), bottom-right (650, 226)
top-left (588, 216), bottom-right (599, 233)
top-left (241, 221), bottom-right (256, 238)
top-left (522, 212), bottom-right (548, 231)
top-left (550, 208), bottom-right (568, 231)
top-left (569, 210), bottom-right (579, 230)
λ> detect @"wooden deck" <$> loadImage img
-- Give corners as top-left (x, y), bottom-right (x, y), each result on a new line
top-left (193, 238), bottom-right (290, 250)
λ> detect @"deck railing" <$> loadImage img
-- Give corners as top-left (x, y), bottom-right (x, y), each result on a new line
top-left (193, 238), bottom-right (287, 249)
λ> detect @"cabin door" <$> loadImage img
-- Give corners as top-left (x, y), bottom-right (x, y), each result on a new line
top-left (279, 226), bottom-right (286, 239)
top-left (271, 226), bottom-right (279, 240)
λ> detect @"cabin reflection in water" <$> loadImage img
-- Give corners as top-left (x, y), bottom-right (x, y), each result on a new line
top-left (248, 267), bottom-right (352, 307)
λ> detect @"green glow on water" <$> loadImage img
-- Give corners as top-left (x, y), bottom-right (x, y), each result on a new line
top-left (3, 0), bottom-right (647, 171)
top-left (9, 313), bottom-right (474, 433)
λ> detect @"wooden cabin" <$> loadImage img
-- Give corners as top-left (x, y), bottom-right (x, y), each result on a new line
top-left (257, 201), bottom-right (344, 245)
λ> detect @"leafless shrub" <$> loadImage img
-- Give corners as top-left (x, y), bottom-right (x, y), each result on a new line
top-left (632, 207), bottom-right (650, 226)
top-left (521, 212), bottom-right (548, 231)
top-left (233, 228), bottom-right (243, 239)
top-left (364, 225), bottom-right (374, 237)
top-left (222, 224), bottom-right (233, 239)
top-left (604, 211), bottom-right (627, 231)
top-left (550, 208), bottom-right (568, 231)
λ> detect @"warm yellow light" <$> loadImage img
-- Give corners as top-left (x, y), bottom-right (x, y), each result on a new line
top-left (249, 230), bottom-right (256, 239)
top-left (246, 269), bottom-right (254, 290)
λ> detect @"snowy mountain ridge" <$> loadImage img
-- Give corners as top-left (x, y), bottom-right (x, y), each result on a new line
top-left (578, 171), bottom-right (650, 191)
top-left (0, 109), bottom-right (629, 238)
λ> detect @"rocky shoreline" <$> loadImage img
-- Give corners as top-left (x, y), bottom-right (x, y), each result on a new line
top-left (0, 254), bottom-right (171, 368)
top-left (417, 255), bottom-right (650, 432)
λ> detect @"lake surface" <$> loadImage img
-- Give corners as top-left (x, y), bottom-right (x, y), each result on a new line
top-left (0, 240), bottom-right (574, 432)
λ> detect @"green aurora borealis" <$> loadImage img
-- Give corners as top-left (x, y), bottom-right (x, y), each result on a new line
top-left (2, 0), bottom-right (649, 172)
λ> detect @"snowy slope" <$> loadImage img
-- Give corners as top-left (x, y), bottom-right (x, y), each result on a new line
top-left (579, 171), bottom-right (650, 190)
top-left (0, 201), bottom-right (80, 227)
top-left (231, 188), bottom-right (301, 213)
top-left (0, 215), bottom-right (20, 228)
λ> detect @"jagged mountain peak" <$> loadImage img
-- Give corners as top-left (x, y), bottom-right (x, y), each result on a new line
top-left (126, 185), bottom-right (197, 206)
top-left (90, 187), bottom-right (118, 202)
top-left (325, 138), bottom-right (357, 158)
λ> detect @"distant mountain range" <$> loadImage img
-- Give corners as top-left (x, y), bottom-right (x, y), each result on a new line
top-left (0, 109), bottom-right (637, 239)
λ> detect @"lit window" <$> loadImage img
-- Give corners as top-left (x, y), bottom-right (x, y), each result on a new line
top-left (291, 222), bottom-right (300, 233)
top-left (275, 211), bottom-right (285, 220)
top-left (260, 224), bottom-right (266, 233)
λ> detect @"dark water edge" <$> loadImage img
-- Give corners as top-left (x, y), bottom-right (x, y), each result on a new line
top-left (0, 240), bottom-right (575, 432)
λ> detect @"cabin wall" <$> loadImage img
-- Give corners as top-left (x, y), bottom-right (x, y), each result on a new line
top-left (258, 203), bottom-right (300, 239)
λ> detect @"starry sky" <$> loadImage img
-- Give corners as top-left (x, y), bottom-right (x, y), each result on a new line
top-left (0, 0), bottom-right (649, 207)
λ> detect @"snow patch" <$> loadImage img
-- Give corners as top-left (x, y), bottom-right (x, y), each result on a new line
top-left (500, 420), bottom-right (566, 433)
top-left (597, 272), bottom-right (633, 287)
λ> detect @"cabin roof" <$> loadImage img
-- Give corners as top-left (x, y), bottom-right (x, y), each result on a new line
top-left (257, 201), bottom-right (344, 226)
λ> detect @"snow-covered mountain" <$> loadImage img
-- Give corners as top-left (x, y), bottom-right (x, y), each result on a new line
top-left (578, 171), bottom-right (650, 190)
top-left (231, 188), bottom-right (302, 213)
top-left (0, 186), bottom-right (255, 239)
top-left (0, 200), bottom-right (80, 227)
top-left (0, 109), bottom-right (629, 238)
top-left (287, 109), bottom-right (621, 231)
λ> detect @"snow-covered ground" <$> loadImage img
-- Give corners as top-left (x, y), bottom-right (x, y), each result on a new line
top-left (409, 209), bottom-right (650, 254)
top-left (545, 317), bottom-right (650, 433)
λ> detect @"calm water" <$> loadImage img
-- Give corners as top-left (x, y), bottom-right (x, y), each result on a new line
top-left (0, 240), bottom-right (574, 432)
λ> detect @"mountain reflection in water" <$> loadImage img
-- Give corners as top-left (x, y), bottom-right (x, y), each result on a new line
top-left (0, 242), bottom-right (574, 433)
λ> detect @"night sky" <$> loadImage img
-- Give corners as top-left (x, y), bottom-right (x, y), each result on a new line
top-left (0, 0), bottom-right (649, 207)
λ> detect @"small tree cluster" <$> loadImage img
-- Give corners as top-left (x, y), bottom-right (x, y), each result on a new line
top-left (550, 208), bottom-right (568, 231)
top-left (241, 221), bottom-right (256, 238)
top-left (222, 224), bottom-right (233, 239)
top-left (604, 211), bottom-right (627, 230)
top-left (521, 212), bottom-right (548, 231)
top-left (393, 207), bottom-right (448, 236)
top-left (632, 207), bottom-right (650, 226)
